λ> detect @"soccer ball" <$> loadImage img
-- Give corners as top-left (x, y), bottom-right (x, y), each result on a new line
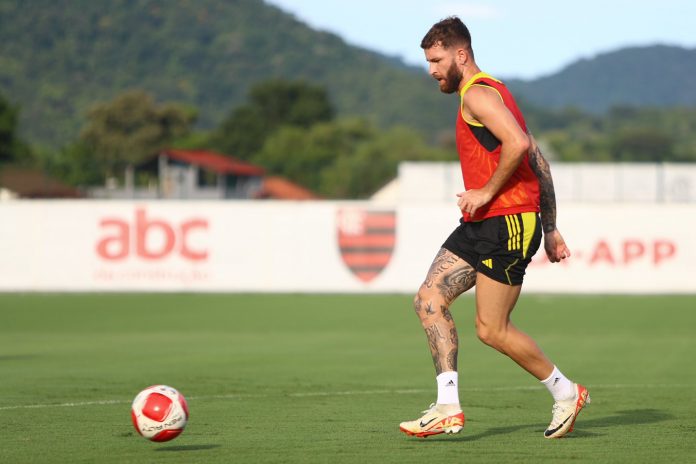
top-left (131, 385), bottom-right (189, 442)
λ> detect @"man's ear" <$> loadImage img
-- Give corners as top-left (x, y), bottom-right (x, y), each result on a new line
top-left (456, 48), bottom-right (469, 66)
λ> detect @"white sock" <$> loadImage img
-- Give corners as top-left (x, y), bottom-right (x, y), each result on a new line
top-left (436, 371), bottom-right (459, 405)
top-left (541, 366), bottom-right (575, 402)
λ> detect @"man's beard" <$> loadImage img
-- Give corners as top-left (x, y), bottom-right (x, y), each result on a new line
top-left (439, 61), bottom-right (463, 94)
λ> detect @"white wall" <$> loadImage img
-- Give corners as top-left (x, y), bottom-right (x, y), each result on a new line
top-left (398, 162), bottom-right (696, 203)
top-left (1, 201), bottom-right (693, 293)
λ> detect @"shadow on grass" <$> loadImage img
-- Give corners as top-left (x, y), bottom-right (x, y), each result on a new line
top-left (583, 409), bottom-right (672, 428)
top-left (417, 409), bottom-right (672, 442)
top-left (156, 444), bottom-right (221, 452)
top-left (0, 354), bottom-right (39, 361)
top-left (423, 423), bottom-right (538, 442)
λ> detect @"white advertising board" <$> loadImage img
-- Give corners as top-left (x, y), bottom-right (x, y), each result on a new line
top-left (0, 201), bottom-right (693, 293)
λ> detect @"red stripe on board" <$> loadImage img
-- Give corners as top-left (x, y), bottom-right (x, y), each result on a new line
top-left (341, 253), bottom-right (393, 267)
top-left (338, 234), bottom-right (395, 248)
top-left (353, 271), bottom-right (380, 283)
top-left (362, 215), bottom-right (396, 228)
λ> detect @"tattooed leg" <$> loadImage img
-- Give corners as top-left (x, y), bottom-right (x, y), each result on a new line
top-left (413, 248), bottom-right (476, 375)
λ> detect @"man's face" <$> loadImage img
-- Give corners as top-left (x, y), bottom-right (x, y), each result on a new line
top-left (424, 43), bottom-right (463, 94)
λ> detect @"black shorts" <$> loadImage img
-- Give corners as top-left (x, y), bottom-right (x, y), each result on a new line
top-left (442, 212), bottom-right (542, 286)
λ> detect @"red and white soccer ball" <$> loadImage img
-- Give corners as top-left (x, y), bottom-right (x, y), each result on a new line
top-left (131, 385), bottom-right (189, 442)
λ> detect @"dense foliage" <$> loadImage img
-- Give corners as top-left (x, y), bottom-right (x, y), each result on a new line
top-left (80, 90), bottom-right (196, 174)
top-left (30, 90), bottom-right (196, 186)
top-left (204, 80), bottom-right (451, 198)
top-left (0, 0), bottom-right (451, 147)
top-left (0, 92), bottom-right (29, 164)
top-left (2, 1), bottom-right (696, 198)
top-left (522, 103), bottom-right (696, 162)
top-left (211, 80), bottom-right (334, 160)
top-left (253, 119), bottom-right (451, 198)
top-left (0, 93), bottom-right (19, 163)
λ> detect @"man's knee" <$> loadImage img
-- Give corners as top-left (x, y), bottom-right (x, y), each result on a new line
top-left (413, 286), bottom-right (444, 321)
top-left (476, 321), bottom-right (506, 351)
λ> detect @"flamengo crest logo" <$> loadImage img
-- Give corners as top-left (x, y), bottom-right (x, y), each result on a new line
top-left (337, 208), bottom-right (396, 283)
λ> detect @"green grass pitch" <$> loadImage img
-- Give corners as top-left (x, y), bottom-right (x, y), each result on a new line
top-left (1, 293), bottom-right (695, 463)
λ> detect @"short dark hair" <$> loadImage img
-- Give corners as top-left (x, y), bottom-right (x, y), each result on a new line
top-left (420, 16), bottom-right (473, 56)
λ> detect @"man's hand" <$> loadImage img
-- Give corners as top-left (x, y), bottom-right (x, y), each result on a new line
top-left (544, 228), bottom-right (571, 263)
top-left (457, 189), bottom-right (492, 217)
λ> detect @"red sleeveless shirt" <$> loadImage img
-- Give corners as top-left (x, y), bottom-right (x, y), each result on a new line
top-left (456, 72), bottom-right (540, 222)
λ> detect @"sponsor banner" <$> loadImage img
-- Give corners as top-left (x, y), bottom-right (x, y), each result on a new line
top-left (522, 204), bottom-right (690, 293)
top-left (0, 201), bottom-right (694, 293)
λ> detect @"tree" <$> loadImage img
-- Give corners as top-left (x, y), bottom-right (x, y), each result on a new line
top-left (254, 119), bottom-right (452, 198)
top-left (0, 93), bottom-right (21, 164)
top-left (610, 127), bottom-right (674, 162)
top-left (212, 79), bottom-right (334, 159)
top-left (320, 126), bottom-right (451, 198)
top-left (48, 141), bottom-right (105, 187)
top-left (79, 90), bottom-right (197, 179)
top-left (254, 118), bottom-right (372, 195)
top-left (529, 104), bottom-right (696, 163)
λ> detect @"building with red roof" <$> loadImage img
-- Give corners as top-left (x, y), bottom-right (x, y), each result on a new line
top-left (89, 149), bottom-right (316, 200)
top-left (256, 176), bottom-right (318, 200)
top-left (0, 166), bottom-right (82, 199)
top-left (155, 149), bottom-right (266, 199)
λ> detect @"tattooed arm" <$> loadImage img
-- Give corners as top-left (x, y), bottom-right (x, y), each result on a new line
top-left (527, 131), bottom-right (571, 263)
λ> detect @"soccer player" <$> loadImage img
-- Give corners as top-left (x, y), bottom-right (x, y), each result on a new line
top-left (399, 17), bottom-right (589, 439)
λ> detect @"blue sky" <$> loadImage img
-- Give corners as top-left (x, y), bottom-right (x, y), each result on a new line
top-left (265, 0), bottom-right (696, 79)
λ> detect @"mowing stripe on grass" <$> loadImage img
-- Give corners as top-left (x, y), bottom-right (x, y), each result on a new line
top-left (1, 383), bottom-right (691, 411)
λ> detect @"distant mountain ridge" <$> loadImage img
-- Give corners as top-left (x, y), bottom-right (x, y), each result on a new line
top-left (0, 0), bottom-right (695, 147)
top-left (507, 44), bottom-right (696, 113)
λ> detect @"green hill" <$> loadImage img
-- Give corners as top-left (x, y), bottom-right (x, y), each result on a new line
top-left (0, 0), bottom-right (453, 147)
top-left (508, 45), bottom-right (696, 113)
top-left (2, 1), bottom-right (696, 150)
